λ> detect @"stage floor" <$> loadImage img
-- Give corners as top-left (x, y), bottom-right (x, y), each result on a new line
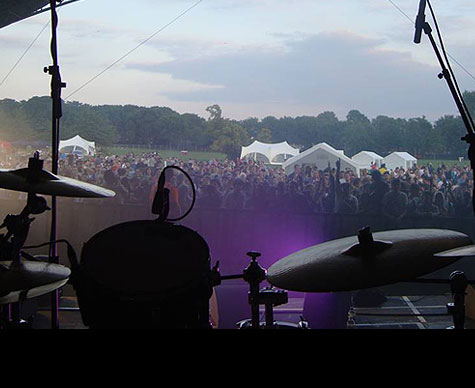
top-left (28, 292), bottom-right (474, 330)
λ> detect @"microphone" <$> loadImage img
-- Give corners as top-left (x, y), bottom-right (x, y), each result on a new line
top-left (414, 0), bottom-right (427, 44)
top-left (152, 170), bottom-right (170, 219)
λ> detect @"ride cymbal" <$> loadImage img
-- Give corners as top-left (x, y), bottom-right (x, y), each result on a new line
top-left (267, 229), bottom-right (472, 293)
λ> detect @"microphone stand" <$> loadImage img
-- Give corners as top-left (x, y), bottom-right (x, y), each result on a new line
top-left (44, 0), bottom-right (66, 329)
top-left (418, 17), bottom-right (475, 213)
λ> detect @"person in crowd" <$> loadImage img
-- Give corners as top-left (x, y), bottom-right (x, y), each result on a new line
top-left (433, 190), bottom-right (449, 217)
top-left (367, 170), bottom-right (389, 215)
top-left (282, 180), bottom-right (313, 213)
top-left (223, 178), bottom-right (247, 210)
top-left (1, 146), bottom-right (474, 219)
top-left (406, 183), bottom-right (422, 217)
top-left (334, 159), bottom-right (359, 214)
top-left (416, 191), bottom-right (440, 217)
top-left (382, 179), bottom-right (408, 221)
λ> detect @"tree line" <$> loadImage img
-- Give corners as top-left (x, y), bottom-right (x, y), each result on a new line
top-left (0, 93), bottom-right (474, 159)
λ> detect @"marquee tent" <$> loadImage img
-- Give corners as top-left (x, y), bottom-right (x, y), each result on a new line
top-left (283, 142), bottom-right (364, 177)
top-left (382, 152), bottom-right (417, 171)
top-left (352, 151), bottom-right (384, 169)
top-left (59, 135), bottom-right (96, 156)
top-left (240, 140), bottom-right (300, 165)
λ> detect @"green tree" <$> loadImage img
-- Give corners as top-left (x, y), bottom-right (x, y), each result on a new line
top-left (205, 105), bottom-right (249, 158)
top-left (404, 117), bottom-right (441, 157)
top-left (206, 104), bottom-right (222, 121)
top-left (371, 115), bottom-right (406, 155)
top-left (256, 127), bottom-right (272, 143)
top-left (342, 110), bottom-right (372, 156)
top-left (433, 115), bottom-right (467, 157)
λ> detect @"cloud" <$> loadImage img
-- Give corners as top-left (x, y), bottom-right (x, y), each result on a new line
top-left (124, 31), bottom-right (468, 120)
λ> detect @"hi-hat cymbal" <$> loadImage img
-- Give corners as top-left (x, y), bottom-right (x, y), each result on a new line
top-left (267, 229), bottom-right (472, 293)
top-left (0, 260), bottom-right (71, 297)
top-left (435, 245), bottom-right (475, 258)
top-left (0, 279), bottom-right (69, 305)
top-left (0, 168), bottom-right (115, 198)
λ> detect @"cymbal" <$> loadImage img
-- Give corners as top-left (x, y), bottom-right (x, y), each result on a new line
top-left (267, 229), bottom-right (472, 293)
top-left (0, 260), bottom-right (71, 299)
top-left (0, 279), bottom-right (69, 305)
top-left (0, 168), bottom-right (115, 198)
top-left (435, 245), bottom-right (475, 258)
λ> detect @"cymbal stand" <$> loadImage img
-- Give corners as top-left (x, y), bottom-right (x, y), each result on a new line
top-left (215, 251), bottom-right (293, 329)
top-left (447, 271), bottom-right (468, 330)
top-left (403, 270), bottom-right (472, 329)
top-left (44, 0), bottom-right (66, 329)
top-left (0, 183), bottom-right (49, 329)
top-left (243, 252), bottom-right (267, 328)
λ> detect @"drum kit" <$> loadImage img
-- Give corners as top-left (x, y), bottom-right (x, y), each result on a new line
top-left (0, 0), bottom-right (475, 330)
top-left (0, 152), bottom-right (474, 329)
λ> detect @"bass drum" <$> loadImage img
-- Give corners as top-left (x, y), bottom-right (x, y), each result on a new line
top-left (74, 220), bottom-right (213, 329)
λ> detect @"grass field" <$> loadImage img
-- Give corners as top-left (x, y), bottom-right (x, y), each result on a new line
top-left (418, 159), bottom-right (470, 168)
top-left (101, 146), bottom-right (470, 167)
top-left (101, 146), bottom-right (226, 161)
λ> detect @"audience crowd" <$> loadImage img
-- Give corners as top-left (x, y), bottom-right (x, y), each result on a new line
top-left (0, 148), bottom-right (473, 219)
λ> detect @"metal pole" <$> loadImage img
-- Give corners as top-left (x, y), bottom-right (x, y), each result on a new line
top-left (46, 0), bottom-right (66, 329)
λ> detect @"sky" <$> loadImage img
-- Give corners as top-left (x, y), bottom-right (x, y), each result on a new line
top-left (0, 0), bottom-right (475, 122)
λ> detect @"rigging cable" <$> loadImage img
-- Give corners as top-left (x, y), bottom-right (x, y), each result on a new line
top-left (427, 0), bottom-right (475, 130)
top-left (64, 0), bottom-right (204, 100)
top-left (386, 0), bottom-right (475, 84)
top-left (0, 20), bottom-right (50, 89)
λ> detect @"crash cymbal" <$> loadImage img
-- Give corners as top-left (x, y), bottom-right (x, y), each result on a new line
top-left (0, 260), bottom-right (71, 298)
top-left (267, 228), bottom-right (472, 293)
top-left (0, 168), bottom-right (115, 198)
top-left (435, 244), bottom-right (475, 258)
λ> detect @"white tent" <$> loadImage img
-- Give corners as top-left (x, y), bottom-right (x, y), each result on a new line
top-left (382, 152), bottom-right (417, 171)
top-left (283, 142), bottom-right (364, 177)
top-left (59, 135), bottom-right (96, 156)
top-left (240, 140), bottom-right (300, 165)
top-left (352, 151), bottom-right (384, 169)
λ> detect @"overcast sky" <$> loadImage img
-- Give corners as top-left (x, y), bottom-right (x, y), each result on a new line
top-left (0, 0), bottom-right (474, 121)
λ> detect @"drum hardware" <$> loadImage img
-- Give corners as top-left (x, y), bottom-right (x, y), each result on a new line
top-left (213, 252), bottom-right (308, 329)
top-left (365, 271), bottom-right (472, 330)
top-left (236, 288), bottom-right (309, 329)
top-left (243, 251), bottom-right (267, 329)
top-left (0, 152), bottom-right (112, 329)
top-left (447, 271), bottom-right (467, 330)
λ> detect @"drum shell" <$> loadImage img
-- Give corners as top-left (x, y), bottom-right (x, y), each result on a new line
top-left (74, 220), bottom-right (212, 328)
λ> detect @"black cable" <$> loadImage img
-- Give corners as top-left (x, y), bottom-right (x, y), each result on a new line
top-left (156, 165), bottom-right (196, 222)
top-left (386, 0), bottom-right (475, 83)
top-left (22, 238), bottom-right (79, 270)
top-left (23, 238), bottom-right (72, 250)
